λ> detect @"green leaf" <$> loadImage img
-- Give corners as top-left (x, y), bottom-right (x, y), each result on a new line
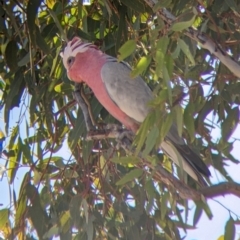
top-left (160, 112), bottom-right (173, 141)
top-left (15, 174), bottom-right (29, 226)
top-left (18, 51), bottom-right (32, 67)
top-left (38, 156), bottom-right (64, 167)
top-left (120, 0), bottom-right (147, 13)
top-left (175, 207), bottom-right (186, 231)
top-left (81, 198), bottom-right (89, 223)
top-left (134, 111), bottom-right (156, 154)
top-left (193, 203), bottom-right (203, 226)
top-left (0, 4), bottom-right (6, 32)
top-left (82, 140), bottom-right (94, 165)
top-left (111, 156), bottom-right (140, 164)
top-left (22, 141), bottom-right (33, 164)
top-left (27, 0), bottom-right (43, 48)
top-left (163, 65), bottom-right (172, 105)
top-left (152, 0), bottom-right (172, 11)
top-left (43, 225), bottom-right (59, 239)
top-left (131, 56), bottom-right (152, 78)
top-left (174, 105), bottom-right (183, 137)
top-left (172, 43), bottom-right (181, 59)
top-left (155, 50), bottom-right (164, 78)
top-left (224, 217), bottom-right (235, 240)
top-left (143, 125), bottom-right (159, 157)
top-left (99, 155), bottom-right (109, 179)
top-left (63, 169), bottom-right (79, 178)
top-left (116, 169), bottom-right (143, 186)
top-left (4, 70), bottom-right (25, 133)
top-left (145, 179), bottom-right (155, 198)
top-left (145, 178), bottom-right (155, 213)
top-left (33, 170), bottom-right (41, 185)
top-left (171, 14), bottom-right (196, 31)
top-left (156, 36), bottom-right (169, 55)
top-left (0, 209), bottom-right (9, 228)
top-left (102, 0), bottom-right (112, 17)
top-left (165, 54), bottom-right (174, 79)
top-left (46, 0), bottom-right (56, 8)
top-left (8, 138), bottom-right (22, 184)
top-left (68, 123), bottom-right (84, 150)
top-left (178, 39), bottom-right (195, 65)
top-left (127, 225), bottom-right (141, 239)
top-left (201, 200), bottom-right (213, 220)
top-left (184, 102), bottom-right (195, 142)
top-left (221, 107), bottom-right (239, 141)
top-left (60, 210), bottom-right (71, 229)
top-left (69, 195), bottom-right (82, 227)
top-left (152, 89), bottom-right (169, 106)
top-left (117, 40), bottom-right (136, 61)
top-left (116, 9), bottom-right (128, 51)
top-left (0, 79), bottom-right (5, 92)
top-left (27, 184), bottom-right (48, 238)
top-left (35, 26), bottom-right (50, 54)
top-left (48, 8), bottom-right (67, 41)
top-left (9, 126), bottom-right (19, 149)
top-left (160, 192), bottom-right (169, 220)
top-left (50, 45), bottom-right (62, 77)
top-left (86, 216), bottom-right (94, 240)
top-left (54, 82), bottom-right (73, 94)
top-left (224, 0), bottom-right (240, 12)
top-left (5, 40), bottom-right (18, 72)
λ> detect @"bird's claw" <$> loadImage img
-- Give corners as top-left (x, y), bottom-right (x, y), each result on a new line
top-left (116, 129), bottom-right (134, 150)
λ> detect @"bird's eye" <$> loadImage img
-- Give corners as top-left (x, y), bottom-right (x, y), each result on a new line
top-left (67, 56), bottom-right (75, 66)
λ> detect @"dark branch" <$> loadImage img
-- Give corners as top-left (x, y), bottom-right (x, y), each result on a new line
top-left (201, 182), bottom-right (240, 198)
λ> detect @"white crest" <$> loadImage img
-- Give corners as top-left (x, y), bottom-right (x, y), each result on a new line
top-left (60, 37), bottom-right (91, 69)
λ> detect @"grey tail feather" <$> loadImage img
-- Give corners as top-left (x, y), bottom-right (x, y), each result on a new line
top-left (173, 144), bottom-right (210, 186)
top-left (193, 167), bottom-right (209, 187)
top-left (174, 144), bottom-right (211, 177)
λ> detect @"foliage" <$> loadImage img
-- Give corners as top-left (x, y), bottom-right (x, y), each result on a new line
top-left (0, 0), bottom-right (239, 239)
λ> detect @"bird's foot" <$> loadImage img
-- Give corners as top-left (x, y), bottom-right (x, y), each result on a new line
top-left (116, 129), bottom-right (134, 150)
top-left (85, 124), bottom-right (134, 150)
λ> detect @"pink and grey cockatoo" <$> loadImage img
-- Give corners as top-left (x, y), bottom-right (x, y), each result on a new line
top-left (60, 37), bottom-right (211, 186)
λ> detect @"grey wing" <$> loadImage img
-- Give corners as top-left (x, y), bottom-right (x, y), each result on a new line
top-left (101, 61), bottom-right (153, 123)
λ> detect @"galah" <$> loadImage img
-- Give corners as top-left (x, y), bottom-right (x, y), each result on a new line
top-left (60, 37), bottom-right (211, 186)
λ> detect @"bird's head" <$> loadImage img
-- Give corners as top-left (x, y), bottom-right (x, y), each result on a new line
top-left (60, 37), bottom-right (91, 71)
top-left (60, 37), bottom-right (92, 80)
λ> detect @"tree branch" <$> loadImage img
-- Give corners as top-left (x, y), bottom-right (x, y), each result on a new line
top-left (144, 1), bottom-right (240, 78)
top-left (201, 182), bottom-right (240, 198)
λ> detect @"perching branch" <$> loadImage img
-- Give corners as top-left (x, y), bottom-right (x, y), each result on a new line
top-left (144, 1), bottom-right (240, 78)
